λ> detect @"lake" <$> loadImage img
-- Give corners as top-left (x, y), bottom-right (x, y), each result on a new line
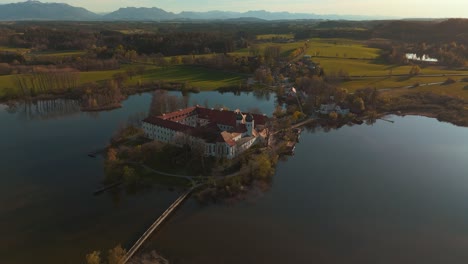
top-left (1, 91), bottom-right (468, 264)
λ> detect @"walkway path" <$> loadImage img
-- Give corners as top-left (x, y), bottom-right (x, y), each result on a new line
top-left (119, 164), bottom-right (244, 263)
top-left (120, 186), bottom-right (200, 264)
top-left (271, 118), bottom-right (315, 136)
top-left (124, 161), bottom-right (242, 186)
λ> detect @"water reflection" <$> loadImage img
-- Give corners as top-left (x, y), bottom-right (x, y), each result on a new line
top-left (145, 115), bottom-right (468, 264)
top-left (252, 89), bottom-right (272, 101)
top-left (5, 99), bottom-right (81, 120)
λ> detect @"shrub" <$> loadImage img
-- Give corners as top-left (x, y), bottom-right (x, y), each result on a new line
top-left (443, 78), bottom-right (456, 85)
top-left (409, 65), bottom-right (421, 75)
top-left (328, 111), bottom-right (338, 120)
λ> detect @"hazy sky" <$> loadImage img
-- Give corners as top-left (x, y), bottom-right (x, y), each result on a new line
top-left (2, 0), bottom-right (468, 17)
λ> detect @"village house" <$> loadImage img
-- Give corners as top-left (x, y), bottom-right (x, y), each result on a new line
top-left (142, 106), bottom-right (269, 159)
top-left (316, 95), bottom-right (350, 116)
top-left (318, 103), bottom-right (350, 115)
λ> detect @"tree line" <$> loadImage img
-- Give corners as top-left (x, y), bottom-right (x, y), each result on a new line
top-left (12, 66), bottom-right (79, 97)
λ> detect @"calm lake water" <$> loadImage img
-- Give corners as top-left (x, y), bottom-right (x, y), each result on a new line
top-left (1, 91), bottom-right (468, 264)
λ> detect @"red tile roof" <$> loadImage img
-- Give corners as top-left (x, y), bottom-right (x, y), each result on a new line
top-left (144, 106), bottom-right (269, 145)
top-left (196, 107), bottom-right (238, 127)
top-left (159, 106), bottom-right (197, 121)
top-left (195, 106), bottom-right (268, 126)
top-left (143, 116), bottom-right (192, 132)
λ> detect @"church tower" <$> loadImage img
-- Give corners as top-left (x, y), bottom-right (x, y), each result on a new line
top-left (245, 114), bottom-right (254, 136)
top-left (236, 111), bottom-right (243, 126)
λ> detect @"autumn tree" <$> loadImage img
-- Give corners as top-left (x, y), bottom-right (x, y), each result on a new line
top-left (113, 72), bottom-right (129, 87)
top-left (250, 153), bottom-right (274, 179)
top-left (254, 67), bottom-right (273, 85)
top-left (85, 251), bottom-right (101, 264)
top-left (409, 65), bottom-right (421, 75)
top-left (352, 97), bottom-right (365, 113)
top-left (328, 111), bottom-right (338, 120)
top-left (170, 56), bottom-right (182, 65)
top-left (107, 148), bottom-right (118, 162)
top-left (292, 111), bottom-right (305, 122)
top-left (123, 166), bottom-right (138, 185)
top-left (108, 244), bottom-right (126, 264)
top-left (264, 46), bottom-right (282, 63)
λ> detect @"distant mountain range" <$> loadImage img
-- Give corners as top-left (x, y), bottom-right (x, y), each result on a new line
top-left (0, 1), bottom-right (99, 20)
top-left (0, 1), bottom-right (392, 21)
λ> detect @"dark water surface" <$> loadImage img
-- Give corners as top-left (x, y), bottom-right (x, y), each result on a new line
top-left (147, 115), bottom-right (468, 264)
top-left (0, 91), bottom-right (274, 264)
top-left (1, 91), bottom-right (467, 264)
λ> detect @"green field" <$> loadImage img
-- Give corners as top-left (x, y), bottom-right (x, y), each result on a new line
top-left (0, 64), bottom-right (245, 98)
top-left (130, 65), bottom-right (245, 90)
top-left (79, 69), bottom-right (126, 85)
top-left (233, 38), bottom-right (377, 59)
top-left (28, 50), bottom-right (86, 58)
top-left (256, 34), bottom-right (294, 40)
top-left (2, 37), bottom-right (468, 101)
top-left (0, 47), bottom-right (86, 58)
top-left (0, 75), bottom-right (15, 97)
top-left (340, 75), bottom-right (464, 90)
top-left (0, 46), bottom-right (30, 54)
top-left (306, 38), bottom-right (380, 59)
top-left (234, 40), bottom-right (310, 58)
top-left (315, 57), bottom-right (468, 77)
top-left (381, 81), bottom-right (468, 101)
top-left (311, 52), bottom-right (468, 100)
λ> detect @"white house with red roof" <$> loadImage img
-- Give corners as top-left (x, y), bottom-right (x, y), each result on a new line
top-left (142, 106), bottom-right (269, 159)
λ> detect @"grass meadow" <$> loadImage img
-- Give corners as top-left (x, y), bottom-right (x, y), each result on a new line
top-left (1, 37), bottom-right (468, 100)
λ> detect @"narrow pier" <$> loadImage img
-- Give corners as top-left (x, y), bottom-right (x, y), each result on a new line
top-left (87, 147), bottom-right (108, 158)
top-left (93, 181), bottom-right (122, 195)
top-left (121, 188), bottom-right (195, 264)
top-left (379, 118), bottom-right (395, 123)
top-left (291, 118), bottom-right (314, 129)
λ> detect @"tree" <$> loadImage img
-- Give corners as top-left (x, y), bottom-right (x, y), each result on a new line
top-left (113, 72), bottom-right (128, 86)
top-left (107, 148), bottom-right (118, 162)
top-left (292, 111), bottom-right (305, 122)
top-left (125, 68), bottom-right (136, 79)
top-left (409, 65), bottom-right (421, 75)
top-left (328, 111), bottom-right (338, 120)
top-left (264, 46), bottom-right (281, 62)
top-left (108, 244), bottom-right (126, 264)
top-left (124, 50), bottom-right (138, 62)
top-left (352, 97), bottom-right (365, 113)
top-left (250, 153), bottom-right (274, 179)
top-left (170, 56), bottom-right (182, 65)
top-left (273, 105), bottom-right (286, 118)
top-left (152, 53), bottom-right (167, 68)
top-left (85, 251), bottom-right (101, 264)
top-left (123, 166), bottom-right (138, 185)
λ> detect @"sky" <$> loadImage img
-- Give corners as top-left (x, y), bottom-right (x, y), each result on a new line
top-left (2, 0), bottom-right (468, 18)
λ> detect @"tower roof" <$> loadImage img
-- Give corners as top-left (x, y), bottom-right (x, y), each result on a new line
top-left (246, 113), bottom-right (254, 122)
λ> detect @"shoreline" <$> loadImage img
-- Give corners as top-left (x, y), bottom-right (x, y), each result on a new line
top-left (1, 88), bottom-right (467, 128)
top-left (382, 109), bottom-right (468, 127)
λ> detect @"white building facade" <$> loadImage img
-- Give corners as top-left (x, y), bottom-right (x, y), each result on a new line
top-left (142, 106), bottom-right (268, 159)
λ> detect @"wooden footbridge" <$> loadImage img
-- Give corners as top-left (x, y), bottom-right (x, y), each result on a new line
top-left (120, 186), bottom-right (199, 264)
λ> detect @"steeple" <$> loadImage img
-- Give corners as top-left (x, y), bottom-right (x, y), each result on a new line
top-left (235, 110), bottom-right (243, 126)
top-left (245, 114), bottom-right (254, 136)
